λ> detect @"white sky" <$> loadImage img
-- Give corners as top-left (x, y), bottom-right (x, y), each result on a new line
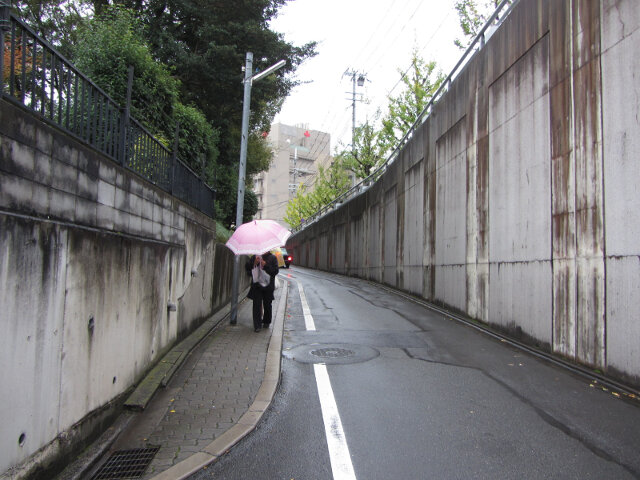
top-left (269, 0), bottom-right (463, 153)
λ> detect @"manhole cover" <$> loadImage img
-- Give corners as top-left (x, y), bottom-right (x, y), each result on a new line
top-left (91, 447), bottom-right (160, 479)
top-left (284, 343), bottom-right (379, 365)
top-left (311, 347), bottom-right (355, 358)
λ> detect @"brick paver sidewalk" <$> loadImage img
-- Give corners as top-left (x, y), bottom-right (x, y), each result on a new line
top-left (103, 285), bottom-right (287, 479)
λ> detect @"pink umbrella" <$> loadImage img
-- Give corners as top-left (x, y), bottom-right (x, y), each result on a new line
top-left (225, 219), bottom-right (291, 255)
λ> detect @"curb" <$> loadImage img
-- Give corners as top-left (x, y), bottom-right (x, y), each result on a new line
top-left (147, 281), bottom-right (288, 480)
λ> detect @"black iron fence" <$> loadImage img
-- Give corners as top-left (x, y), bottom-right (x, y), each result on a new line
top-left (0, 8), bottom-right (215, 218)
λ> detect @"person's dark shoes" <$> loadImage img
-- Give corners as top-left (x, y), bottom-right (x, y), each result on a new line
top-left (262, 322), bottom-right (271, 328)
top-left (254, 326), bottom-right (262, 332)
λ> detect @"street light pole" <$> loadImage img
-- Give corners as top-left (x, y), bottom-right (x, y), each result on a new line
top-left (230, 53), bottom-right (286, 324)
top-left (230, 52), bottom-right (253, 324)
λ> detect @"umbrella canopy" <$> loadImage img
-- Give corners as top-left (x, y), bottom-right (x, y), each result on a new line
top-left (225, 219), bottom-right (291, 255)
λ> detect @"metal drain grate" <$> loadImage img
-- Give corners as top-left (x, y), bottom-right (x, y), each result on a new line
top-left (91, 447), bottom-right (160, 479)
top-left (310, 347), bottom-right (355, 358)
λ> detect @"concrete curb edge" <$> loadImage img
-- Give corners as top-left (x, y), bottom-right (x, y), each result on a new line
top-left (148, 280), bottom-right (289, 480)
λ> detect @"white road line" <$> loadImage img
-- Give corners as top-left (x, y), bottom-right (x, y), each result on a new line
top-left (296, 278), bottom-right (356, 479)
top-left (297, 282), bottom-right (316, 331)
top-left (314, 363), bottom-right (357, 480)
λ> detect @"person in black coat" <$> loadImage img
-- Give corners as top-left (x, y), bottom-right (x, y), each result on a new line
top-left (245, 251), bottom-right (279, 332)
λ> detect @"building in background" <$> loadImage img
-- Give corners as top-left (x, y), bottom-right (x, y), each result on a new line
top-left (255, 123), bottom-right (331, 225)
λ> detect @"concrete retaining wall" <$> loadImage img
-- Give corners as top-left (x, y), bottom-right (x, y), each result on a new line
top-left (0, 99), bottom-right (244, 478)
top-left (288, 0), bottom-right (640, 388)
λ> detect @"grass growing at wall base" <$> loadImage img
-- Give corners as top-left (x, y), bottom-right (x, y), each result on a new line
top-left (215, 221), bottom-right (232, 243)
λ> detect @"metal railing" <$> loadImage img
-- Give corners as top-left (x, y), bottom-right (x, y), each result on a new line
top-left (293, 0), bottom-right (519, 233)
top-left (0, 10), bottom-right (215, 218)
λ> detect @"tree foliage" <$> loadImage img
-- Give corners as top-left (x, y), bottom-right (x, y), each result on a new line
top-left (283, 185), bottom-right (313, 229)
top-left (335, 118), bottom-right (385, 181)
top-left (286, 50), bottom-right (445, 226)
top-left (73, 7), bottom-right (179, 136)
top-left (283, 159), bottom-right (351, 229)
top-left (379, 50), bottom-right (445, 154)
top-left (71, 6), bottom-right (220, 181)
top-left (12, 1), bottom-right (89, 55)
top-left (173, 103), bottom-right (220, 179)
top-left (118, 0), bottom-right (317, 225)
top-left (454, 0), bottom-right (502, 49)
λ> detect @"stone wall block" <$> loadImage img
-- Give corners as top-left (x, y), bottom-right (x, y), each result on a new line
top-left (35, 127), bottom-right (53, 156)
top-left (130, 193), bottom-right (142, 217)
top-left (0, 174), bottom-right (35, 212)
top-left (52, 136), bottom-right (78, 167)
top-left (97, 180), bottom-right (116, 208)
top-left (96, 204), bottom-right (115, 231)
top-left (1, 141), bottom-right (34, 178)
top-left (129, 214), bottom-right (143, 236)
top-left (113, 208), bottom-right (130, 233)
top-left (74, 196), bottom-right (98, 226)
top-left (152, 203), bottom-right (163, 224)
top-left (141, 198), bottom-right (154, 221)
top-left (99, 161), bottom-right (116, 184)
top-left (76, 170), bottom-right (98, 202)
top-left (141, 218), bottom-right (154, 237)
top-left (130, 178), bottom-right (144, 197)
top-left (115, 187), bottom-right (130, 213)
top-left (34, 151), bottom-right (53, 185)
top-left (48, 188), bottom-right (76, 221)
top-left (50, 157), bottom-right (79, 195)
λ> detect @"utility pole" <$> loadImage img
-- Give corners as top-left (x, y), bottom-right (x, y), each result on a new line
top-left (230, 53), bottom-right (286, 324)
top-left (344, 69), bottom-right (367, 152)
top-left (292, 146), bottom-right (297, 192)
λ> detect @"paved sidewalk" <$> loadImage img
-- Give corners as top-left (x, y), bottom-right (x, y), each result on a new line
top-left (95, 281), bottom-right (288, 480)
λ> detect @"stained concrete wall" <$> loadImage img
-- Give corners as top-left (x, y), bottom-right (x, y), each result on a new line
top-left (0, 99), bottom-right (244, 478)
top-left (288, 0), bottom-right (640, 389)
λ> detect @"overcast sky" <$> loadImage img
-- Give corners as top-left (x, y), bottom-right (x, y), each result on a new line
top-left (269, 0), bottom-right (463, 153)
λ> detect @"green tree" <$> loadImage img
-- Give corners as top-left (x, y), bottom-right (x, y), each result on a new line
top-left (454, 0), bottom-right (503, 50)
top-left (72, 6), bottom-right (222, 188)
top-left (313, 159), bottom-right (352, 206)
top-left (213, 128), bottom-right (273, 224)
top-left (173, 103), bottom-right (220, 179)
top-left (379, 50), bottom-right (445, 155)
top-left (73, 6), bottom-right (179, 137)
top-left (124, 0), bottom-right (316, 130)
top-left (335, 118), bottom-right (385, 181)
top-left (286, 51), bottom-right (445, 223)
top-left (283, 159), bottom-right (351, 229)
top-left (284, 185), bottom-right (313, 229)
top-left (12, 1), bottom-right (89, 55)
top-left (119, 0), bottom-right (317, 225)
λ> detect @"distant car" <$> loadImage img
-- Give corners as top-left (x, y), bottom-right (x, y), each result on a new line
top-left (270, 249), bottom-right (285, 268)
top-left (280, 247), bottom-right (292, 268)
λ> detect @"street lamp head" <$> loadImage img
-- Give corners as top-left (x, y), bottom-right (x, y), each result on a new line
top-left (357, 75), bottom-right (365, 87)
top-left (251, 59), bottom-right (286, 83)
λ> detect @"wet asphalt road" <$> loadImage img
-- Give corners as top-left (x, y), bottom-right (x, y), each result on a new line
top-left (190, 266), bottom-right (640, 480)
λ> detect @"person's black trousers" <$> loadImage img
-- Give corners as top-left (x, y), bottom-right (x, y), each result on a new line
top-left (252, 290), bottom-right (264, 330)
top-left (262, 295), bottom-right (273, 326)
